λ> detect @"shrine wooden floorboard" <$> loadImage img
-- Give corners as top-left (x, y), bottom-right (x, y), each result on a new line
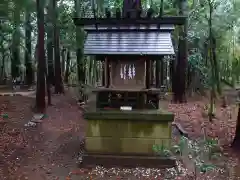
top-left (79, 153), bottom-right (176, 169)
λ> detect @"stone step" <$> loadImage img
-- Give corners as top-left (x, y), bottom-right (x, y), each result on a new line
top-left (79, 153), bottom-right (176, 169)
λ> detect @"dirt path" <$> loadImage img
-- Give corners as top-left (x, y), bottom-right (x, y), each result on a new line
top-left (0, 94), bottom-right (85, 180)
top-left (19, 95), bottom-right (86, 180)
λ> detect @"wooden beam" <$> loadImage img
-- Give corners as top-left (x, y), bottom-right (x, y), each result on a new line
top-left (99, 55), bottom-right (162, 60)
top-left (73, 16), bottom-right (187, 26)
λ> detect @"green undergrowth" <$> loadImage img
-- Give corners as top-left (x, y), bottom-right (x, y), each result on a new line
top-left (153, 136), bottom-right (226, 178)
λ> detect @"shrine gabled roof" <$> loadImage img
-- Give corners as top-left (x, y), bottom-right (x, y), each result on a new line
top-left (84, 31), bottom-right (174, 55)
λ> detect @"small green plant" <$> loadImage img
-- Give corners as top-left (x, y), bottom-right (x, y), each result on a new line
top-left (1, 113), bottom-right (8, 119)
top-left (199, 163), bottom-right (216, 173)
top-left (153, 136), bottom-right (223, 179)
top-left (43, 114), bottom-right (48, 119)
top-left (204, 138), bottom-right (222, 159)
top-left (152, 143), bottom-right (172, 157)
top-left (171, 144), bottom-right (181, 154)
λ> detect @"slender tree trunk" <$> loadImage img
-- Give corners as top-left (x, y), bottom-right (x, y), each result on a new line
top-left (25, 10), bottom-right (33, 86)
top-left (76, 44), bottom-right (85, 83)
top-left (0, 36), bottom-right (6, 83)
top-left (74, 0), bottom-right (85, 84)
top-left (89, 58), bottom-right (93, 85)
top-left (173, 0), bottom-right (188, 103)
top-left (45, 2), bottom-right (52, 106)
top-left (53, 0), bottom-right (64, 94)
top-left (47, 0), bottom-right (55, 86)
top-left (61, 48), bottom-right (66, 76)
top-left (0, 24), bottom-right (4, 82)
top-left (64, 50), bottom-right (71, 84)
top-left (74, 0), bottom-right (86, 101)
top-left (11, 5), bottom-right (21, 79)
top-left (212, 36), bottom-right (221, 95)
top-left (35, 0), bottom-right (46, 112)
top-left (203, 40), bottom-right (208, 66)
top-left (170, 58), bottom-right (175, 92)
top-left (46, 72), bottom-right (52, 105)
top-left (0, 53), bottom-right (6, 84)
top-left (208, 0), bottom-right (216, 122)
top-left (232, 104), bottom-right (240, 148)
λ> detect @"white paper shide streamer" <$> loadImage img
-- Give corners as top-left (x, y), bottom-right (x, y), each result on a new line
top-left (123, 64), bottom-right (126, 80)
top-left (120, 64), bottom-right (124, 79)
top-left (132, 64), bottom-right (136, 77)
top-left (128, 64), bottom-right (132, 79)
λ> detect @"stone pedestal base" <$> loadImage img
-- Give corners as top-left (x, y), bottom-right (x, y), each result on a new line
top-left (82, 109), bottom-right (175, 168)
top-left (80, 153), bottom-right (176, 168)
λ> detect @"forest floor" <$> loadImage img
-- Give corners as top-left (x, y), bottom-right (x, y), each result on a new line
top-left (0, 88), bottom-right (240, 179)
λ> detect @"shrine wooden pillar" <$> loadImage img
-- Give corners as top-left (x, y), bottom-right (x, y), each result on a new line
top-left (160, 58), bottom-right (164, 86)
top-left (150, 60), bottom-right (154, 86)
top-left (145, 60), bottom-right (150, 89)
top-left (101, 60), bottom-right (105, 86)
top-left (105, 57), bottom-right (110, 88)
top-left (155, 59), bottom-right (160, 88)
top-left (156, 56), bottom-right (163, 88)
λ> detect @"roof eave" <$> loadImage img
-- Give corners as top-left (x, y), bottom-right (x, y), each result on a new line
top-left (84, 52), bottom-right (175, 56)
top-left (73, 16), bottom-right (187, 26)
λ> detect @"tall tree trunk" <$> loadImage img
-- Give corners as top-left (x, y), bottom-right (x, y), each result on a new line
top-left (64, 50), bottom-right (70, 84)
top-left (61, 48), bottom-right (66, 76)
top-left (122, 0), bottom-right (130, 18)
top-left (173, 0), bottom-right (188, 103)
top-left (74, 0), bottom-right (86, 101)
top-left (170, 59), bottom-right (175, 92)
top-left (212, 36), bottom-right (221, 95)
top-left (46, 71), bottom-right (52, 105)
top-left (76, 36), bottom-right (85, 84)
top-left (232, 104), bottom-right (240, 148)
top-left (208, 0), bottom-right (216, 122)
top-left (35, 0), bottom-right (46, 112)
top-left (89, 58), bottom-right (93, 85)
top-left (0, 36), bottom-right (6, 83)
top-left (74, 0), bottom-right (85, 83)
top-left (0, 53), bottom-right (6, 84)
top-left (122, 0), bottom-right (141, 18)
top-left (47, 0), bottom-right (55, 86)
top-left (25, 9), bottom-right (33, 86)
top-left (11, 5), bottom-right (21, 79)
top-left (53, 0), bottom-right (64, 94)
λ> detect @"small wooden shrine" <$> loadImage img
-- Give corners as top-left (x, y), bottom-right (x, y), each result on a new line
top-left (74, 1), bottom-right (187, 168)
